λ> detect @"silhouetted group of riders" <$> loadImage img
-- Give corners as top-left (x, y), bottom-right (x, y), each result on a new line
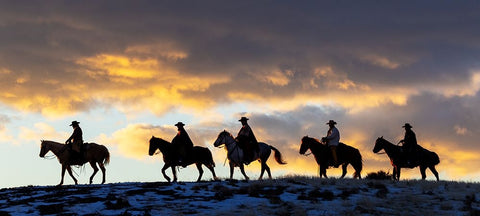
top-left (63, 117), bottom-right (421, 168)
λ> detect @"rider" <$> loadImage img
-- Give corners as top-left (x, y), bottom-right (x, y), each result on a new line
top-left (399, 123), bottom-right (418, 165)
top-left (323, 120), bottom-right (340, 167)
top-left (65, 121), bottom-right (83, 154)
top-left (235, 117), bottom-right (259, 165)
top-left (171, 122), bottom-right (194, 166)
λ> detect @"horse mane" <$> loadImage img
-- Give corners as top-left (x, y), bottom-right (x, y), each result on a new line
top-left (302, 136), bottom-right (323, 145)
top-left (41, 140), bottom-right (63, 146)
top-left (151, 136), bottom-right (169, 143)
top-left (220, 130), bottom-right (234, 138)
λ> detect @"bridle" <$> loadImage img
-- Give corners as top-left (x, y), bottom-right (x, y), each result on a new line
top-left (216, 132), bottom-right (241, 166)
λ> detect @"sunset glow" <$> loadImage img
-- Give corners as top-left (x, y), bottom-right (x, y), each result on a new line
top-left (1, 2), bottom-right (479, 188)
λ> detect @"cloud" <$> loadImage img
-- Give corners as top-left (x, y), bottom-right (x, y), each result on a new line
top-left (1, 2), bottom-right (480, 180)
top-left (360, 54), bottom-right (401, 69)
top-left (0, 2), bottom-right (479, 118)
top-left (97, 124), bottom-right (176, 159)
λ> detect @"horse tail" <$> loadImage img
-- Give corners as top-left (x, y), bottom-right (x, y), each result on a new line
top-left (352, 148), bottom-right (363, 179)
top-left (103, 146), bottom-right (110, 165)
top-left (269, 146), bottom-right (287, 165)
top-left (432, 152), bottom-right (440, 165)
top-left (207, 148), bottom-right (215, 168)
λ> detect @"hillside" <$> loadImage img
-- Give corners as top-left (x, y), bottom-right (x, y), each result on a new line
top-left (0, 177), bottom-right (479, 216)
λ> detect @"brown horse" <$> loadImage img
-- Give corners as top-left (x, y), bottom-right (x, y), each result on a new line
top-left (149, 136), bottom-right (218, 182)
top-left (299, 136), bottom-right (363, 179)
top-left (39, 140), bottom-right (110, 186)
top-left (373, 137), bottom-right (440, 181)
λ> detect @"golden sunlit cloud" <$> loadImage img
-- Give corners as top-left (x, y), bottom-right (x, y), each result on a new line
top-left (454, 125), bottom-right (469, 136)
top-left (125, 43), bottom-right (189, 61)
top-left (0, 52), bottom-right (229, 117)
top-left (422, 71), bottom-right (480, 97)
top-left (252, 69), bottom-right (294, 86)
top-left (361, 54), bottom-right (401, 69)
top-left (19, 122), bottom-right (66, 144)
top-left (97, 124), bottom-right (175, 159)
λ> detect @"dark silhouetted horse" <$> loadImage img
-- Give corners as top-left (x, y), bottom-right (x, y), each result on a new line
top-left (149, 136), bottom-right (218, 182)
top-left (39, 140), bottom-right (110, 186)
top-left (213, 130), bottom-right (287, 181)
top-left (373, 137), bottom-right (440, 181)
top-left (299, 136), bottom-right (362, 179)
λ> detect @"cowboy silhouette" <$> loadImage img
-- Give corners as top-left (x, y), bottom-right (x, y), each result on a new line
top-left (65, 121), bottom-right (83, 154)
top-left (171, 122), bottom-right (194, 166)
top-left (235, 117), bottom-right (259, 165)
top-left (323, 120), bottom-right (340, 167)
top-left (399, 123), bottom-right (418, 165)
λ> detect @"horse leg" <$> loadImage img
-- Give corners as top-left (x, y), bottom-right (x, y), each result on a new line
top-left (171, 165), bottom-right (178, 182)
top-left (206, 164), bottom-right (218, 181)
top-left (59, 164), bottom-right (67, 186)
top-left (259, 161), bottom-right (265, 180)
top-left (420, 165), bottom-right (427, 180)
top-left (319, 165), bottom-right (328, 178)
top-left (429, 166), bottom-right (440, 181)
top-left (66, 166), bottom-right (78, 185)
top-left (265, 163), bottom-right (272, 180)
top-left (396, 167), bottom-right (401, 180)
top-left (89, 161), bottom-right (99, 184)
top-left (229, 162), bottom-right (235, 180)
top-left (340, 163), bottom-right (348, 178)
top-left (99, 162), bottom-right (106, 184)
top-left (239, 164), bottom-right (249, 181)
top-left (196, 163), bottom-right (204, 182)
top-left (259, 161), bottom-right (272, 180)
top-left (161, 164), bottom-right (171, 182)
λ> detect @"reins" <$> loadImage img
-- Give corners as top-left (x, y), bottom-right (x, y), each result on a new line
top-left (217, 134), bottom-right (240, 166)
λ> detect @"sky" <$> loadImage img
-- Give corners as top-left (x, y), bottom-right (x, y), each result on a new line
top-left (1, 1), bottom-right (480, 188)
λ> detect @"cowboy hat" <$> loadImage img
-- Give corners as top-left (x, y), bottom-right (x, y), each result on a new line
top-left (402, 123), bottom-right (413, 128)
top-left (175, 122), bottom-right (185, 127)
top-left (238, 117), bottom-right (249, 121)
top-left (326, 120), bottom-right (337, 125)
top-left (69, 121), bottom-right (80, 126)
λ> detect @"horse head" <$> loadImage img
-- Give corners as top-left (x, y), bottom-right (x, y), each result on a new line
top-left (299, 136), bottom-right (311, 155)
top-left (148, 136), bottom-right (160, 156)
top-left (373, 136), bottom-right (385, 153)
top-left (39, 140), bottom-right (49, 158)
top-left (214, 130), bottom-right (231, 147)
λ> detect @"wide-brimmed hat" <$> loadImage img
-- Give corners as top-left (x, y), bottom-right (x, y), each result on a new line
top-left (326, 120), bottom-right (337, 125)
top-left (402, 123), bottom-right (413, 129)
top-left (175, 122), bottom-right (185, 127)
top-left (238, 117), bottom-right (249, 122)
top-left (69, 121), bottom-right (80, 126)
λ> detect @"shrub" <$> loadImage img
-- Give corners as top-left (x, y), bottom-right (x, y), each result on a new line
top-left (366, 170), bottom-right (393, 180)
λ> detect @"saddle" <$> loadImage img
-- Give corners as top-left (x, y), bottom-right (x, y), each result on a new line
top-left (327, 143), bottom-right (346, 167)
top-left (399, 145), bottom-right (426, 167)
top-left (67, 143), bottom-right (89, 165)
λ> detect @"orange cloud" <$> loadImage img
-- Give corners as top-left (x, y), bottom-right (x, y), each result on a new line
top-left (19, 123), bottom-right (67, 145)
top-left (0, 52), bottom-right (229, 117)
top-left (97, 124), bottom-right (176, 160)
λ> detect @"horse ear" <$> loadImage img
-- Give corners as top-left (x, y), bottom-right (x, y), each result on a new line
top-left (381, 136), bottom-right (383, 139)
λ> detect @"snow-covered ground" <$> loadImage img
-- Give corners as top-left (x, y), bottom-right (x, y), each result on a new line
top-left (1, 177), bottom-right (479, 216)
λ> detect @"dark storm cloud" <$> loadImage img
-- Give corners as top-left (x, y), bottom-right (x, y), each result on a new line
top-left (0, 1), bottom-right (479, 114)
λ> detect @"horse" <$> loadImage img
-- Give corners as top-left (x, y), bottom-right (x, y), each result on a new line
top-left (148, 136), bottom-right (218, 182)
top-left (373, 137), bottom-right (440, 181)
top-left (299, 136), bottom-right (363, 179)
top-left (39, 140), bottom-right (110, 186)
top-left (213, 130), bottom-right (287, 181)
